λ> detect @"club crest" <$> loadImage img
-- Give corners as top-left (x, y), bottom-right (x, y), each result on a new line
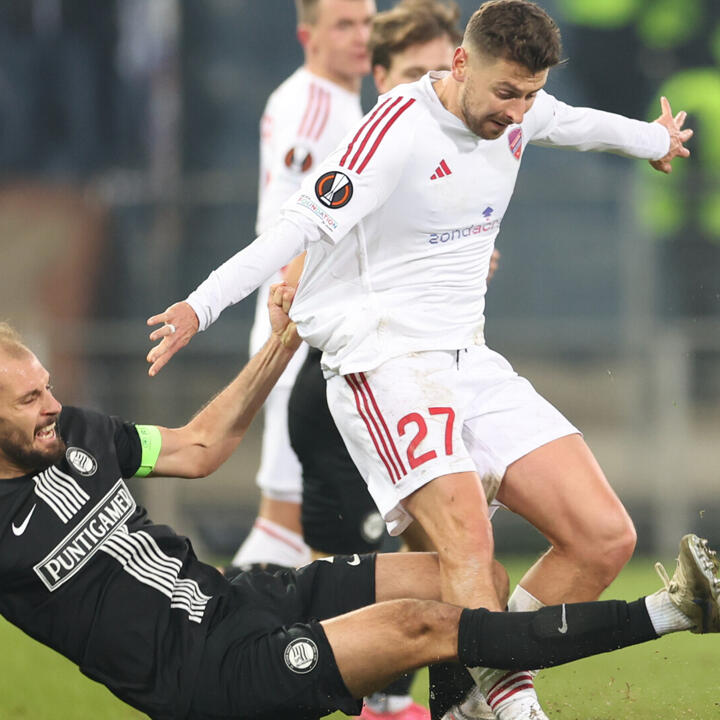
top-left (508, 127), bottom-right (523, 160)
top-left (284, 638), bottom-right (319, 674)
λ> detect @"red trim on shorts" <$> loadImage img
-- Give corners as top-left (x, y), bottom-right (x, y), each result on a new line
top-left (339, 97), bottom-right (394, 167)
top-left (346, 374), bottom-right (402, 484)
top-left (254, 518), bottom-right (306, 554)
top-left (357, 372), bottom-right (407, 475)
top-left (356, 98), bottom-right (416, 175)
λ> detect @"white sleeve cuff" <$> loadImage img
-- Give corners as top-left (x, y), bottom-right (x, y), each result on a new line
top-left (186, 215), bottom-right (319, 332)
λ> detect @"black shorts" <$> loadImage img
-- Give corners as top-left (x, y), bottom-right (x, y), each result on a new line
top-left (188, 553), bottom-right (376, 720)
top-left (289, 348), bottom-right (387, 554)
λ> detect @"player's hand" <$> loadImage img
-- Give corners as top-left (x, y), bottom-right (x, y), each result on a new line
top-left (269, 282), bottom-right (301, 351)
top-left (487, 248), bottom-right (501, 283)
top-left (650, 96), bottom-right (693, 174)
top-left (146, 301), bottom-right (200, 376)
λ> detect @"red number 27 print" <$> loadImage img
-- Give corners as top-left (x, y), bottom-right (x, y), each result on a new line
top-left (396, 407), bottom-right (455, 469)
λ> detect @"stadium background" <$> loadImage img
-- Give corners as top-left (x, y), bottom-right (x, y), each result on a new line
top-left (1, 0), bottom-right (719, 564)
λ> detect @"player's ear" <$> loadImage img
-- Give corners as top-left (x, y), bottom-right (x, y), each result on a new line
top-left (297, 23), bottom-right (311, 49)
top-left (452, 46), bottom-right (468, 82)
top-left (373, 64), bottom-right (388, 94)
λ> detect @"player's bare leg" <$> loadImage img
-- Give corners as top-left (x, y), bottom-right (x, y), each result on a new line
top-left (402, 518), bottom-right (510, 606)
top-left (458, 434), bottom-right (634, 719)
top-left (497, 433), bottom-right (636, 606)
top-left (404, 471), bottom-right (502, 611)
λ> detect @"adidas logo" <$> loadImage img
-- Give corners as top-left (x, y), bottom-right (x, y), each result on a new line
top-left (430, 159), bottom-right (452, 180)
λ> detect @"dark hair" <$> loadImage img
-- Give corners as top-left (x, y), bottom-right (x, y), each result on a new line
top-left (371, 0), bottom-right (463, 70)
top-left (464, 0), bottom-right (562, 72)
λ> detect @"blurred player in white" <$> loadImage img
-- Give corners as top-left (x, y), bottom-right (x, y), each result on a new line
top-left (147, 2), bottom-right (692, 717)
top-left (225, 0), bottom-right (375, 570)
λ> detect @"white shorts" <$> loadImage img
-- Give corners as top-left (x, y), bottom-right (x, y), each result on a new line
top-left (326, 345), bottom-right (579, 535)
top-left (255, 385), bottom-right (303, 503)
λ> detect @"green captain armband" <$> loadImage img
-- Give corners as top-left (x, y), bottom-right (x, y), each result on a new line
top-left (134, 424), bottom-right (163, 477)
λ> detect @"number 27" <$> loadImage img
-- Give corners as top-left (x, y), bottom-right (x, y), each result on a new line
top-left (397, 407), bottom-right (455, 469)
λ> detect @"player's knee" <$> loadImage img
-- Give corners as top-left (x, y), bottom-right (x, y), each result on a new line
top-left (573, 515), bottom-right (637, 585)
top-left (395, 599), bottom-right (455, 643)
top-left (410, 483), bottom-right (494, 561)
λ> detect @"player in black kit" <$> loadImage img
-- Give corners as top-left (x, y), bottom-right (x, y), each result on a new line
top-left (1, 286), bottom-right (719, 720)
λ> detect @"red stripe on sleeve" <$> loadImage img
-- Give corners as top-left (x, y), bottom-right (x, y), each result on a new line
top-left (305, 87), bottom-right (326, 139)
top-left (298, 83), bottom-right (317, 137)
top-left (313, 90), bottom-right (331, 141)
top-left (340, 97), bottom-right (394, 167)
top-left (348, 97), bottom-right (403, 171)
top-left (356, 98), bottom-right (415, 174)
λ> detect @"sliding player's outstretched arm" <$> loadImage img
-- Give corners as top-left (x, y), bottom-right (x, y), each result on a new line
top-left (145, 283), bottom-right (301, 478)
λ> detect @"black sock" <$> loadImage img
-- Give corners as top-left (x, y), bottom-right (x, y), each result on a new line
top-left (428, 662), bottom-right (474, 720)
top-left (458, 598), bottom-right (659, 670)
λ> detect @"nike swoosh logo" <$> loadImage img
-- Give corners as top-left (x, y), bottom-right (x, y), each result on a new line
top-left (347, 554), bottom-right (361, 566)
top-left (557, 603), bottom-right (568, 634)
top-left (12, 504), bottom-right (37, 536)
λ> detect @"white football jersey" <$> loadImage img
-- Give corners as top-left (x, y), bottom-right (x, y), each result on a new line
top-left (249, 68), bottom-right (362, 385)
top-left (284, 71), bottom-right (669, 376)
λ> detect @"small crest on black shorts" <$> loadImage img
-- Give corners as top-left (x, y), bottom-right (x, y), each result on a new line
top-left (361, 511), bottom-right (384, 543)
top-left (65, 447), bottom-right (97, 476)
top-left (284, 637), bottom-right (318, 674)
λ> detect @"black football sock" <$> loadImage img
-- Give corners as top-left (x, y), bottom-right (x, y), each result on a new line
top-left (458, 598), bottom-right (658, 670)
top-left (428, 662), bottom-right (474, 720)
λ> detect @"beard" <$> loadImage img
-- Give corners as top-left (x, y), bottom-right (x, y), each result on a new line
top-left (459, 92), bottom-right (507, 140)
top-left (0, 418), bottom-right (66, 476)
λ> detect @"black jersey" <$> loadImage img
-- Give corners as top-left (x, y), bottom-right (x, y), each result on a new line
top-left (0, 406), bottom-right (232, 719)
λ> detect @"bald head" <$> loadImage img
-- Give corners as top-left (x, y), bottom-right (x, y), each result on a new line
top-left (0, 322), bottom-right (31, 363)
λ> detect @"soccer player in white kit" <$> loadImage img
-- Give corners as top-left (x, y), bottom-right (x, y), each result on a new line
top-left (147, 2), bottom-right (693, 717)
top-left (196, 0), bottom-right (376, 570)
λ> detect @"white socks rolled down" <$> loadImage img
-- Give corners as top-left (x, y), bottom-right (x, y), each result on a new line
top-left (231, 517), bottom-right (311, 568)
top-left (645, 589), bottom-right (693, 635)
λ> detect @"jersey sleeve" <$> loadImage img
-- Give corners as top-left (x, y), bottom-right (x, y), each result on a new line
top-left (112, 419), bottom-right (144, 478)
top-left (280, 94), bottom-right (419, 243)
top-left (526, 90), bottom-right (670, 160)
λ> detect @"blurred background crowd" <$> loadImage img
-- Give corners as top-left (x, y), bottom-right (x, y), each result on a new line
top-left (2, 0), bottom-right (719, 558)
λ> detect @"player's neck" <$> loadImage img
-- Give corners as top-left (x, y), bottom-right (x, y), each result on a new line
top-left (433, 76), bottom-right (463, 124)
top-left (0, 455), bottom-right (32, 479)
top-left (303, 62), bottom-right (361, 94)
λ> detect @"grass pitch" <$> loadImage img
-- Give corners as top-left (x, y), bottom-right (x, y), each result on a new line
top-left (1, 555), bottom-right (718, 719)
